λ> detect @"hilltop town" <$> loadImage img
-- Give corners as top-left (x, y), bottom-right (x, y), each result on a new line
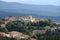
top-left (1, 16), bottom-right (46, 28)
top-left (0, 16), bottom-right (60, 40)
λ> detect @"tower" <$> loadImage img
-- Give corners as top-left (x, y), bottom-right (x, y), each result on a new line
top-left (29, 16), bottom-right (32, 20)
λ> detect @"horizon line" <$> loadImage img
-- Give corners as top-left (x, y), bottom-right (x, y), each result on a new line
top-left (0, 1), bottom-right (60, 6)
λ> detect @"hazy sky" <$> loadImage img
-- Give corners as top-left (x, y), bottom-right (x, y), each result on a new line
top-left (1, 0), bottom-right (59, 6)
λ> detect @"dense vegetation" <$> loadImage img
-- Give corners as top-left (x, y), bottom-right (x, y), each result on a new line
top-left (0, 18), bottom-right (60, 40)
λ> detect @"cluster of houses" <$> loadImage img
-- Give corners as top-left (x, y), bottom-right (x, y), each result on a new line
top-left (0, 16), bottom-right (60, 40)
top-left (0, 31), bottom-right (29, 39)
top-left (1, 16), bottom-right (60, 34)
top-left (4, 16), bottom-right (40, 24)
top-left (1, 16), bottom-right (43, 28)
top-left (0, 16), bottom-right (42, 40)
top-left (0, 31), bottom-right (37, 40)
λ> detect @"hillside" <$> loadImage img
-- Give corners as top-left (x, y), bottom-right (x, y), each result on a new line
top-left (0, 1), bottom-right (60, 16)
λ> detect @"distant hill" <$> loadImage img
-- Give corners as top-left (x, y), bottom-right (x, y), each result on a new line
top-left (0, 1), bottom-right (60, 22)
top-left (0, 1), bottom-right (60, 16)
